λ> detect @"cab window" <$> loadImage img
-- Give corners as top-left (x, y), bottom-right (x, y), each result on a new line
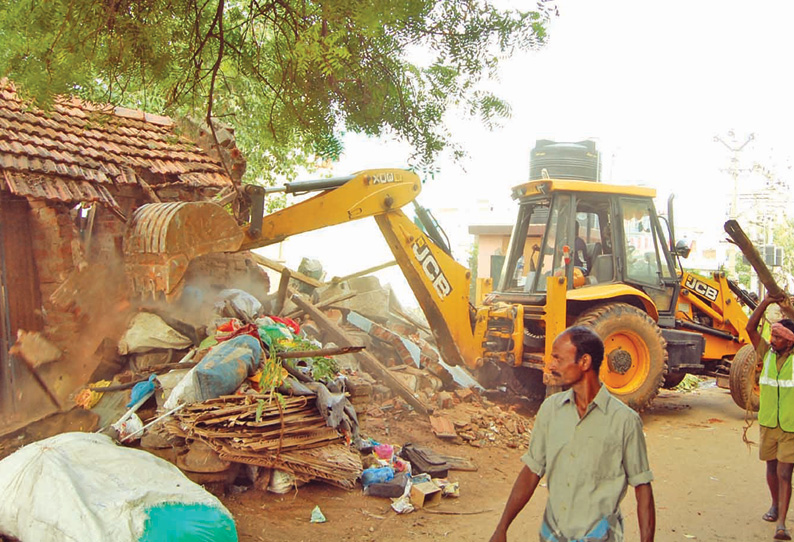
top-left (620, 198), bottom-right (663, 286)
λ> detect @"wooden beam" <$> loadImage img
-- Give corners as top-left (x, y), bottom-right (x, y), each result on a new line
top-left (275, 268), bottom-right (291, 315)
top-left (250, 253), bottom-right (323, 288)
top-left (329, 260), bottom-right (397, 284)
top-left (282, 291), bottom-right (357, 320)
top-left (290, 292), bottom-right (432, 415)
top-left (276, 345), bottom-right (364, 359)
top-left (15, 354), bottom-right (62, 410)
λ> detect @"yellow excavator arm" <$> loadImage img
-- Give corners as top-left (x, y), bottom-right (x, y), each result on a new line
top-left (126, 169), bottom-right (419, 295)
top-left (240, 169), bottom-right (422, 250)
top-left (375, 211), bottom-right (481, 369)
top-left (124, 168), bottom-right (486, 368)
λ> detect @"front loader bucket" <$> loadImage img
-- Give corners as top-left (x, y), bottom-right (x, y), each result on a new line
top-left (124, 202), bottom-right (244, 298)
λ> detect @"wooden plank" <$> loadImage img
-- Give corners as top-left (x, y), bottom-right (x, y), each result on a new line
top-left (282, 291), bottom-right (356, 319)
top-left (250, 253), bottom-right (323, 288)
top-left (275, 268), bottom-right (291, 315)
top-left (725, 219), bottom-right (794, 319)
top-left (290, 292), bottom-right (432, 415)
top-left (276, 345), bottom-right (365, 359)
top-left (436, 453), bottom-right (479, 472)
top-left (328, 260), bottom-right (397, 284)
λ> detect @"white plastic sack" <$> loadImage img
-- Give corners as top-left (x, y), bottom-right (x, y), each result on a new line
top-left (0, 432), bottom-right (232, 542)
top-left (214, 289), bottom-right (263, 321)
top-left (162, 366), bottom-right (199, 410)
top-left (118, 312), bottom-right (193, 355)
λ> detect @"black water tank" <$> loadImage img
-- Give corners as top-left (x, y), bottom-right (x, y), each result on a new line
top-left (529, 140), bottom-right (601, 181)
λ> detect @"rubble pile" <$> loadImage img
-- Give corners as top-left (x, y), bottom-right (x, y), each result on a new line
top-left (365, 391), bottom-right (532, 449)
top-left (56, 258), bottom-right (533, 517)
top-left (452, 404), bottom-right (531, 449)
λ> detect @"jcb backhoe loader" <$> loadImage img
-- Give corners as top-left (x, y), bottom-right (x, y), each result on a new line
top-left (124, 168), bottom-right (754, 412)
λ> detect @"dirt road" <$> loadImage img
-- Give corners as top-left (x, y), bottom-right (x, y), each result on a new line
top-left (225, 382), bottom-right (775, 541)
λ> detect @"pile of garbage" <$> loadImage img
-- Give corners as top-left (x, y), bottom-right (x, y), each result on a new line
top-left (84, 288), bottom-right (370, 494)
top-left (64, 257), bottom-right (498, 498)
top-left (2, 251), bottom-right (549, 541)
top-left (358, 440), bottom-right (464, 513)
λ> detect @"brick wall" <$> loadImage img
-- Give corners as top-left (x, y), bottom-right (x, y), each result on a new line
top-left (26, 201), bottom-right (134, 404)
top-left (18, 193), bottom-right (268, 411)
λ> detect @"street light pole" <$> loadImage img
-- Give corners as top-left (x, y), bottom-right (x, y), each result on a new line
top-left (714, 131), bottom-right (754, 277)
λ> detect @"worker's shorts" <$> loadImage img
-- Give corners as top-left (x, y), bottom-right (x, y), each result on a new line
top-left (760, 425), bottom-right (794, 463)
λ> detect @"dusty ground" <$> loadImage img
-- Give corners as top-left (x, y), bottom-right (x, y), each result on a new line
top-left (224, 382), bottom-right (778, 542)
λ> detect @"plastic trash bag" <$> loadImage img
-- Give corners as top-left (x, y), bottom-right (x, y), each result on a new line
top-left (139, 503), bottom-right (237, 542)
top-left (214, 289), bottom-right (263, 321)
top-left (310, 506), bottom-right (327, 523)
top-left (193, 335), bottom-right (262, 402)
top-left (115, 413), bottom-right (144, 442)
top-left (268, 469), bottom-right (296, 494)
top-left (127, 374), bottom-right (157, 407)
top-left (119, 312), bottom-right (193, 355)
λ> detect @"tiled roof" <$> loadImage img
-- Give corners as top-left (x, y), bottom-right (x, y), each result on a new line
top-left (0, 82), bottom-right (236, 211)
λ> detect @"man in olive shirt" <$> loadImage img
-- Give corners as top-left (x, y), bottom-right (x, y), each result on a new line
top-left (490, 326), bottom-right (655, 542)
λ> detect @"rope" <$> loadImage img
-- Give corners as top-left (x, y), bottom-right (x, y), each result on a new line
top-left (742, 340), bottom-right (763, 449)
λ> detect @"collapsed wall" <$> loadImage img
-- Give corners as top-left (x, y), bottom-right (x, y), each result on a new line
top-left (0, 82), bottom-right (251, 433)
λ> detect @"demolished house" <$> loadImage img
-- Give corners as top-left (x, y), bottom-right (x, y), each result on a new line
top-left (0, 82), bottom-right (535, 542)
top-left (0, 81), bottom-right (266, 433)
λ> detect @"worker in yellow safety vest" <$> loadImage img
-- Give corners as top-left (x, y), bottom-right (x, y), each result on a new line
top-left (747, 294), bottom-right (794, 541)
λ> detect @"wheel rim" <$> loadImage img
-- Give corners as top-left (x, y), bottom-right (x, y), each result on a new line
top-left (600, 329), bottom-right (651, 395)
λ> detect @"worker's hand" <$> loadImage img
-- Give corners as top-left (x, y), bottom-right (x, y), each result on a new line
top-left (764, 293), bottom-right (786, 305)
top-left (488, 530), bottom-right (508, 542)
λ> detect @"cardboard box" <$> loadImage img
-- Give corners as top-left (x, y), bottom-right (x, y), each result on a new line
top-left (410, 481), bottom-right (442, 509)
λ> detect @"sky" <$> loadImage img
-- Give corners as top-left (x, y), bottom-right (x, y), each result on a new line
top-left (258, 0), bottom-right (794, 304)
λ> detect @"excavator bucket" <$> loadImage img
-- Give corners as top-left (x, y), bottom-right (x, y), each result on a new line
top-left (124, 202), bottom-right (244, 298)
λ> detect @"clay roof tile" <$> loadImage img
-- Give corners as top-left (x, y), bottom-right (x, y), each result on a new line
top-left (0, 86), bottom-right (236, 202)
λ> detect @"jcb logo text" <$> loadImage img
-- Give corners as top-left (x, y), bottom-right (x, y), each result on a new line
top-left (413, 238), bottom-right (452, 299)
top-left (685, 275), bottom-right (719, 302)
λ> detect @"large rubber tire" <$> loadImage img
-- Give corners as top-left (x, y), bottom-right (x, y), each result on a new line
top-left (729, 344), bottom-right (760, 412)
top-left (662, 371), bottom-right (687, 389)
top-left (575, 303), bottom-right (668, 412)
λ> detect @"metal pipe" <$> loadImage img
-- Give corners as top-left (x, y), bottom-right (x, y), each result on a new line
top-left (676, 319), bottom-right (737, 341)
top-left (263, 175), bottom-right (354, 195)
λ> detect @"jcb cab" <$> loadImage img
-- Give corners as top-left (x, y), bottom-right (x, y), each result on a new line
top-left (483, 179), bottom-right (751, 411)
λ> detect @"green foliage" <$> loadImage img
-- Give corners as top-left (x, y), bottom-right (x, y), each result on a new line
top-left (0, 0), bottom-right (553, 183)
top-left (733, 257), bottom-right (752, 290)
top-left (255, 398), bottom-right (265, 421)
top-left (673, 374), bottom-right (704, 393)
top-left (258, 353), bottom-right (285, 389)
top-left (286, 337), bottom-right (338, 381)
